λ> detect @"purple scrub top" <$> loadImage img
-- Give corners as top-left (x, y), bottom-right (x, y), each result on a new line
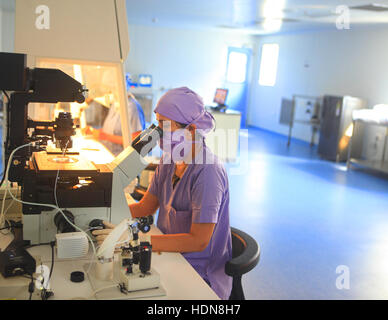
top-left (148, 146), bottom-right (233, 300)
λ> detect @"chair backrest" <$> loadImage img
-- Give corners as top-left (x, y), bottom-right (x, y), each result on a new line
top-left (231, 230), bottom-right (247, 259)
top-left (225, 227), bottom-right (260, 277)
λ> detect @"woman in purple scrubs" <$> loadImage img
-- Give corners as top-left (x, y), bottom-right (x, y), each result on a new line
top-left (95, 87), bottom-right (233, 300)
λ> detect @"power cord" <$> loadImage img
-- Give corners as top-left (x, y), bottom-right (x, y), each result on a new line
top-left (26, 272), bottom-right (53, 300)
top-left (0, 220), bottom-right (22, 231)
top-left (48, 241), bottom-right (55, 281)
top-left (41, 241), bottom-right (55, 300)
top-left (28, 274), bottom-right (34, 300)
top-left (3, 142), bottom-right (98, 273)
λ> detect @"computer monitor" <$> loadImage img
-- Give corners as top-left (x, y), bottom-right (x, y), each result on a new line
top-left (213, 88), bottom-right (228, 106)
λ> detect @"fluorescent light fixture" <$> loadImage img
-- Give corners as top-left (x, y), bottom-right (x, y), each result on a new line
top-left (262, 0), bottom-right (285, 31)
top-left (263, 0), bottom-right (286, 18)
top-left (262, 18), bottom-right (283, 31)
top-left (259, 43), bottom-right (279, 87)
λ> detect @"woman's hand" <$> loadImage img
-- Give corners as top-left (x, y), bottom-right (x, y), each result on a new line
top-left (91, 128), bottom-right (102, 140)
top-left (82, 126), bottom-right (102, 140)
top-left (91, 221), bottom-right (129, 251)
top-left (92, 221), bottom-right (115, 246)
top-left (82, 125), bottom-right (93, 136)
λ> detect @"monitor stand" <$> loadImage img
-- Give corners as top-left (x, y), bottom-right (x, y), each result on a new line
top-left (209, 104), bottom-right (227, 112)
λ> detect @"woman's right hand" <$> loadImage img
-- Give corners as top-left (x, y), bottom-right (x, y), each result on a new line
top-left (82, 126), bottom-right (102, 140)
top-left (92, 220), bottom-right (115, 246)
top-left (91, 221), bottom-right (129, 252)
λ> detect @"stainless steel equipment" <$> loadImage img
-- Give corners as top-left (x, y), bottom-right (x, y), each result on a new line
top-left (318, 95), bottom-right (366, 162)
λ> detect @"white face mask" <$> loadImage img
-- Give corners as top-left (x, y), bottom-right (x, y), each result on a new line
top-left (158, 125), bottom-right (204, 163)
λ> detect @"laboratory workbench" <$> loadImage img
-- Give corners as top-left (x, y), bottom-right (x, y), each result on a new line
top-left (205, 109), bottom-right (241, 162)
top-left (0, 226), bottom-right (219, 300)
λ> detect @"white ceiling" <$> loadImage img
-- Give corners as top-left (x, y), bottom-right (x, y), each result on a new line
top-left (2, 1), bottom-right (388, 35)
top-left (125, 0), bottom-right (388, 34)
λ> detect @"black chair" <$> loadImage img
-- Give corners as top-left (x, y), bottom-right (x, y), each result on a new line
top-left (225, 227), bottom-right (260, 300)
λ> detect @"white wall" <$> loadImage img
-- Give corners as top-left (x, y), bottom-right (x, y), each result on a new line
top-left (124, 24), bottom-right (254, 111)
top-left (248, 26), bottom-right (388, 148)
top-left (0, 7), bottom-right (15, 52)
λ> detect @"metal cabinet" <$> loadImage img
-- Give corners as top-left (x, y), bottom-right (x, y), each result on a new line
top-left (318, 95), bottom-right (366, 162)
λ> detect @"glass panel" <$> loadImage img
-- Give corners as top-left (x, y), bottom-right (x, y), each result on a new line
top-left (33, 60), bottom-right (120, 128)
top-left (28, 58), bottom-right (125, 163)
top-left (226, 51), bottom-right (248, 83)
top-left (258, 44), bottom-right (279, 87)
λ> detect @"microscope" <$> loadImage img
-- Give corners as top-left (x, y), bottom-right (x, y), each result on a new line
top-left (0, 52), bottom-right (163, 292)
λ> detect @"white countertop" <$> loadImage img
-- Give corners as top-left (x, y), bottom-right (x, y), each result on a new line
top-left (0, 226), bottom-right (219, 300)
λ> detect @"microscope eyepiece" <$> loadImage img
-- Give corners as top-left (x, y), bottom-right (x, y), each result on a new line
top-left (131, 124), bottom-right (162, 156)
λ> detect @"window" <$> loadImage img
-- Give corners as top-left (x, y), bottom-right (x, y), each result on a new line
top-left (226, 51), bottom-right (248, 83)
top-left (258, 43), bottom-right (279, 87)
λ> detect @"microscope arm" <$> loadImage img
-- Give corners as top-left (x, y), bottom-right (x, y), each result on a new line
top-left (96, 218), bottom-right (134, 263)
top-left (106, 124), bottom-right (162, 225)
top-left (94, 124), bottom-right (162, 280)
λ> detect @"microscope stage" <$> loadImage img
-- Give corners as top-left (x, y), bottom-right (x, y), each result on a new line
top-left (46, 146), bottom-right (79, 155)
top-left (32, 151), bottom-right (98, 174)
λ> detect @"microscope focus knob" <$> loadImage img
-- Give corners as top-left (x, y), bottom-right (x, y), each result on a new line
top-left (137, 215), bottom-right (154, 233)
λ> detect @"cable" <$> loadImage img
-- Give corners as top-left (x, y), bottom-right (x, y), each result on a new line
top-left (22, 269), bottom-right (53, 300)
top-left (39, 241), bottom-right (55, 301)
top-left (53, 144), bottom-right (97, 275)
top-left (3, 143), bottom-right (123, 299)
top-left (11, 144), bottom-right (97, 253)
top-left (48, 241), bottom-right (55, 281)
top-left (0, 224), bottom-right (21, 231)
top-left (0, 198), bottom-right (16, 235)
top-left (21, 274), bottom-right (38, 281)
top-left (28, 274), bottom-right (34, 300)
top-left (23, 242), bottom-right (51, 249)
top-left (0, 182), bottom-right (10, 232)
top-left (3, 142), bottom-right (97, 270)
top-left (0, 193), bottom-right (16, 235)
top-left (88, 283), bottom-right (121, 300)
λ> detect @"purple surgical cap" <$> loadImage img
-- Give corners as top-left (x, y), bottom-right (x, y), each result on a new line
top-left (154, 87), bottom-right (215, 133)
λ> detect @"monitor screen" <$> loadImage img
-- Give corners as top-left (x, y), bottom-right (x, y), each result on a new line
top-left (213, 88), bottom-right (228, 105)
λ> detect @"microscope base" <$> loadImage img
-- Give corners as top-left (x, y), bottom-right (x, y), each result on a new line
top-left (119, 267), bottom-right (160, 292)
top-left (84, 262), bottom-right (165, 300)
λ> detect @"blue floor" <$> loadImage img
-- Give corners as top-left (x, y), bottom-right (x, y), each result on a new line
top-left (226, 127), bottom-right (388, 299)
